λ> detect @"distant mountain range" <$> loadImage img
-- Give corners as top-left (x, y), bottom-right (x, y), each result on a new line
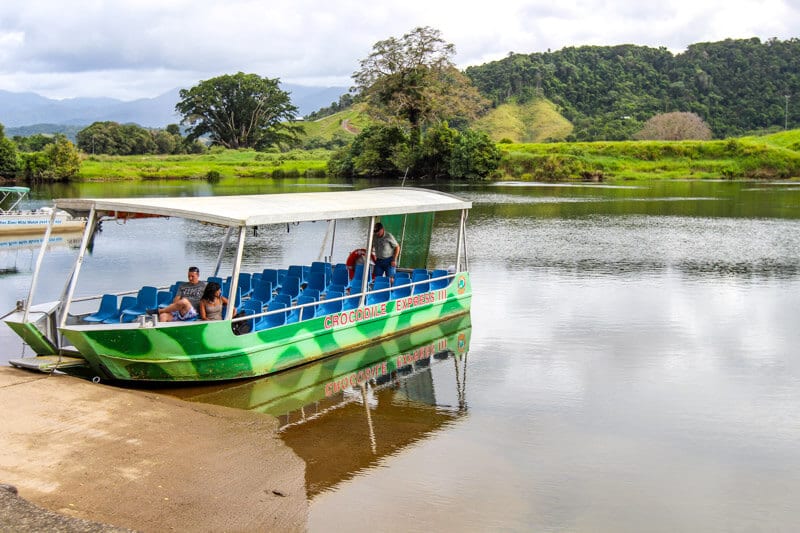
top-left (0, 84), bottom-right (348, 132)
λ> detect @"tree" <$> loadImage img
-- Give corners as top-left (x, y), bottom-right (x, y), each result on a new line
top-left (415, 122), bottom-right (458, 178)
top-left (13, 133), bottom-right (56, 152)
top-left (328, 123), bottom-right (501, 180)
top-left (45, 136), bottom-right (81, 179)
top-left (176, 72), bottom-right (302, 150)
top-left (328, 125), bottom-right (409, 178)
top-left (449, 130), bottom-right (501, 180)
top-left (634, 112), bottom-right (713, 140)
top-left (352, 27), bottom-right (489, 142)
top-left (20, 135), bottom-right (80, 181)
top-left (0, 124), bottom-right (18, 179)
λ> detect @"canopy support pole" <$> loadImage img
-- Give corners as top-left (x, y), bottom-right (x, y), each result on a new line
top-left (59, 207), bottom-right (98, 330)
top-left (214, 227), bottom-right (233, 277)
top-left (360, 217), bottom-right (377, 307)
top-left (225, 226), bottom-right (247, 320)
top-left (23, 207), bottom-right (60, 323)
top-left (455, 209), bottom-right (467, 272)
top-left (327, 220), bottom-right (337, 263)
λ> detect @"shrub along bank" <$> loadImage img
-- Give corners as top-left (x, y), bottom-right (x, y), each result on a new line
top-left (77, 148), bottom-right (331, 180)
top-left (498, 130), bottom-right (800, 181)
top-left (71, 131), bottom-right (800, 182)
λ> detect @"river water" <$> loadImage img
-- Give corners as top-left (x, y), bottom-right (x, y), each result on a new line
top-left (2, 179), bottom-right (800, 531)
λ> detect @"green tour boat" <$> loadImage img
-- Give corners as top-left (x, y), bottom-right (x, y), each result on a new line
top-left (4, 187), bottom-right (472, 383)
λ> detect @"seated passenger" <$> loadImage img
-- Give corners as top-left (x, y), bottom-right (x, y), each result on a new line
top-left (198, 281), bottom-right (228, 321)
top-left (157, 266), bottom-right (207, 322)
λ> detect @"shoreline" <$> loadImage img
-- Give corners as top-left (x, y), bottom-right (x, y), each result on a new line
top-left (0, 367), bottom-right (307, 531)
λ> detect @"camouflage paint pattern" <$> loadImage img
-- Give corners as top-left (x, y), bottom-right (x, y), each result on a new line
top-left (58, 273), bottom-right (472, 382)
top-left (177, 312), bottom-right (472, 416)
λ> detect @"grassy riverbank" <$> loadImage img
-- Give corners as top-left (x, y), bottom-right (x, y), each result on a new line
top-left (498, 130), bottom-right (800, 181)
top-left (74, 130), bottom-right (800, 182)
top-left (79, 148), bottom-right (332, 180)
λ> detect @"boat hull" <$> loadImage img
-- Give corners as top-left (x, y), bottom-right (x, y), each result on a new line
top-left (60, 274), bottom-right (472, 382)
top-left (0, 213), bottom-right (86, 235)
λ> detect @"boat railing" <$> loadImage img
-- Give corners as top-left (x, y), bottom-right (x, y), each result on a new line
top-left (68, 271), bottom-right (459, 326)
top-left (69, 285), bottom-right (173, 305)
top-left (229, 271), bottom-right (457, 325)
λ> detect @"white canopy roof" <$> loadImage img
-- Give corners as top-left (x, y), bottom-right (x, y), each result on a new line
top-left (55, 187), bottom-right (471, 227)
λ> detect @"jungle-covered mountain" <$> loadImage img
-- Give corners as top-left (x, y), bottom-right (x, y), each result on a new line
top-left (464, 37), bottom-right (800, 141)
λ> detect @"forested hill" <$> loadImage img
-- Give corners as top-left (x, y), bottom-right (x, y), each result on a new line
top-left (465, 37), bottom-right (799, 141)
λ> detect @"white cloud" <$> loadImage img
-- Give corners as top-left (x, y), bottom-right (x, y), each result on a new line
top-left (0, 0), bottom-right (797, 100)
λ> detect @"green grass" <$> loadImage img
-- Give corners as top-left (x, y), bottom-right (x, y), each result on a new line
top-left (79, 148), bottom-right (332, 180)
top-left (295, 103), bottom-right (370, 142)
top-left (498, 130), bottom-right (800, 181)
top-left (75, 119), bottom-right (800, 183)
top-left (474, 98), bottom-right (573, 143)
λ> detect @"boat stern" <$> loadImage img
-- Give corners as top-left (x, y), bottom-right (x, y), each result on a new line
top-left (3, 301), bottom-right (62, 356)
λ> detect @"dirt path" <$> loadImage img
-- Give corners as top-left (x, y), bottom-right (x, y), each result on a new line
top-left (341, 119), bottom-right (359, 134)
top-left (0, 367), bottom-right (306, 532)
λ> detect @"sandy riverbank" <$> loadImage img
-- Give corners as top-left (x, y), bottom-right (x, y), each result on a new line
top-left (0, 367), bottom-right (307, 531)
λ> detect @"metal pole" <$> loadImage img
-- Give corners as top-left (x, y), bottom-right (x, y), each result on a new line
top-left (455, 209), bottom-right (466, 272)
top-left (398, 214), bottom-right (407, 266)
top-left (23, 206), bottom-right (60, 322)
top-left (360, 217), bottom-right (376, 307)
top-left (225, 226), bottom-right (247, 320)
top-left (214, 226), bottom-right (233, 277)
top-left (59, 207), bottom-right (97, 329)
top-left (328, 219), bottom-right (337, 263)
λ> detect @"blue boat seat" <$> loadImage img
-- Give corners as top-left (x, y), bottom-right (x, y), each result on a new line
top-left (429, 269), bottom-right (450, 290)
top-left (237, 272), bottom-right (253, 297)
top-left (288, 265), bottom-right (305, 285)
top-left (156, 290), bottom-right (173, 307)
top-left (412, 268), bottom-right (430, 279)
top-left (300, 288), bottom-right (320, 301)
top-left (120, 286), bottom-right (158, 322)
top-left (372, 277), bottom-right (391, 290)
top-left (391, 277), bottom-right (411, 299)
top-left (310, 261), bottom-right (332, 286)
top-left (255, 301), bottom-right (287, 331)
top-left (287, 295), bottom-right (316, 323)
top-left (273, 293), bottom-right (292, 307)
top-left (352, 263), bottom-right (372, 282)
top-left (306, 271), bottom-right (326, 293)
top-left (343, 292), bottom-right (362, 310)
top-left (277, 269), bottom-right (288, 289)
top-left (240, 299), bottom-right (263, 319)
top-left (411, 271), bottom-right (430, 295)
top-left (280, 275), bottom-right (301, 298)
top-left (317, 291), bottom-right (343, 316)
top-left (261, 269), bottom-right (279, 289)
top-left (323, 283), bottom-right (345, 298)
top-left (252, 280), bottom-right (273, 308)
top-left (366, 289), bottom-right (390, 305)
top-left (332, 264), bottom-right (349, 286)
top-left (83, 294), bottom-right (118, 323)
top-left (102, 295), bottom-right (138, 323)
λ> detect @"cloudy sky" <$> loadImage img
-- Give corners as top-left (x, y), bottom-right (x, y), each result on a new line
top-left (0, 0), bottom-right (797, 101)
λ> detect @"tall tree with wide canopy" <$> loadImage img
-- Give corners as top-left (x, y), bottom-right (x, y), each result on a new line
top-left (352, 26), bottom-right (488, 142)
top-left (176, 72), bottom-right (301, 150)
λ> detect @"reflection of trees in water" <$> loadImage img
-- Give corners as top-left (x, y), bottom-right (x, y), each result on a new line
top-left (678, 260), bottom-right (800, 280)
top-left (479, 258), bottom-right (800, 281)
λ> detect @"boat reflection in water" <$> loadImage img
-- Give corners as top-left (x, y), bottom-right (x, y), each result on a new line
top-left (174, 313), bottom-right (471, 496)
top-left (0, 232), bottom-right (83, 275)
